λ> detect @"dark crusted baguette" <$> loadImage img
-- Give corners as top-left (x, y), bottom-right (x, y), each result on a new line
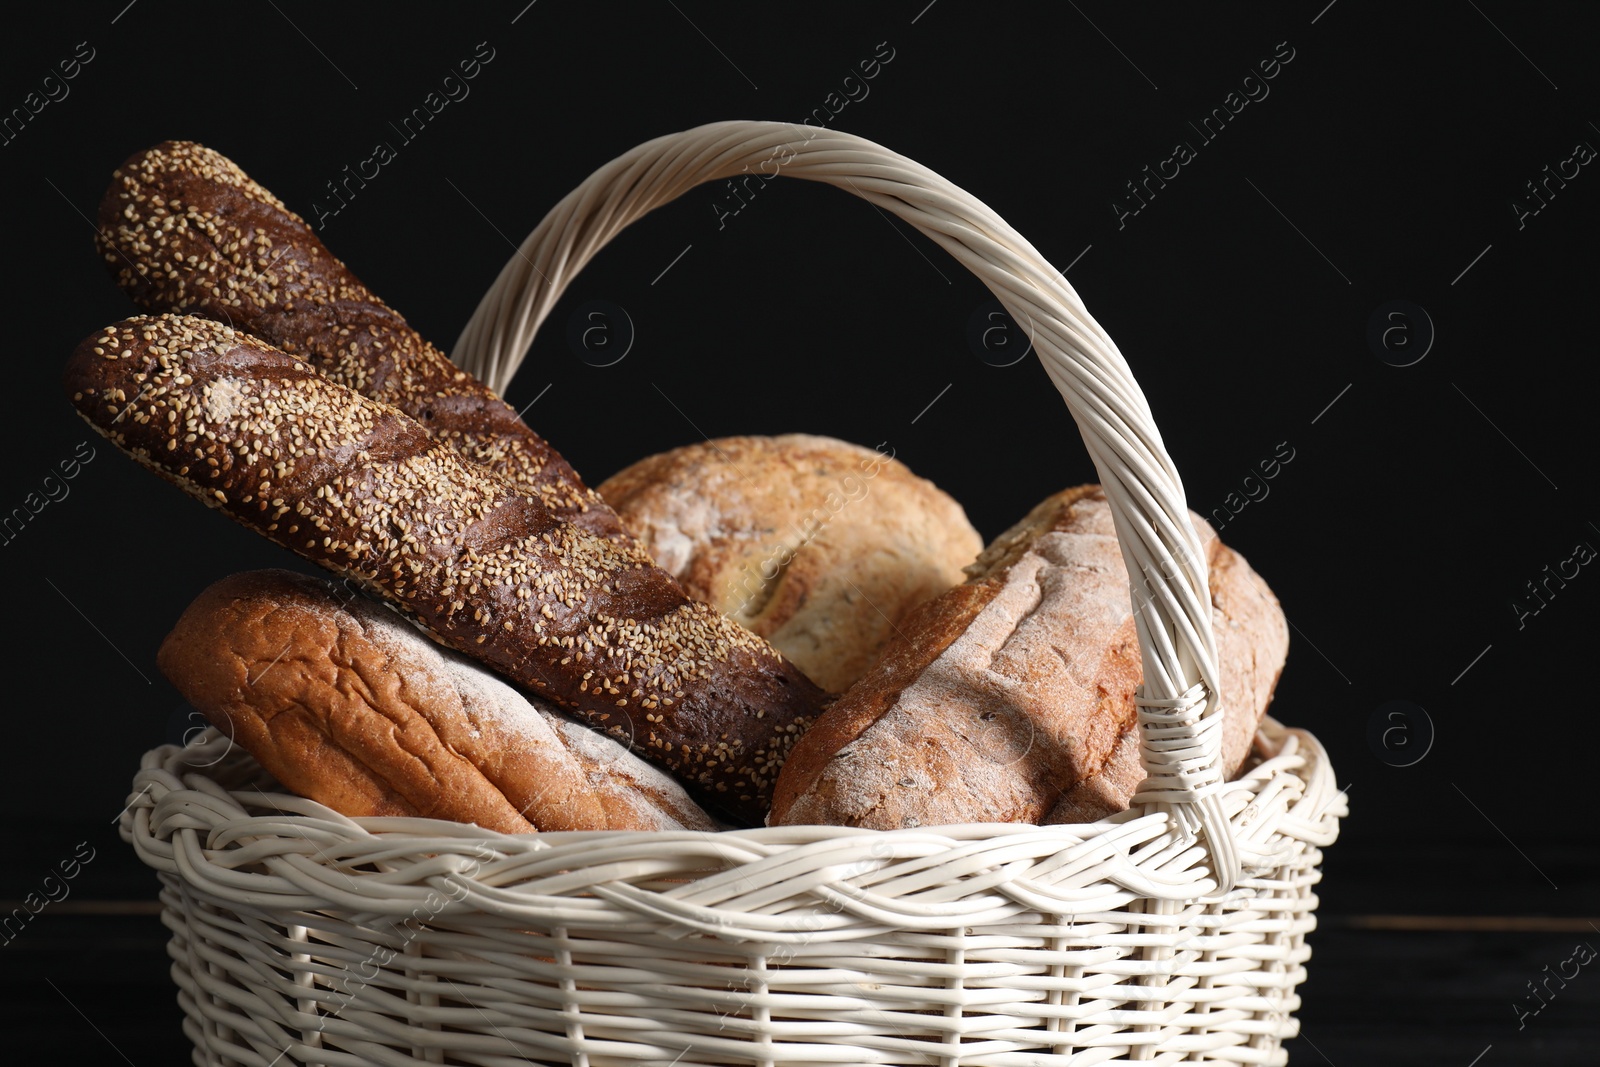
top-left (66, 314), bottom-right (827, 823)
top-left (95, 140), bottom-right (631, 544)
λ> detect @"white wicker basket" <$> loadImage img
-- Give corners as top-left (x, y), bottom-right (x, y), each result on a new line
top-left (121, 120), bottom-right (1346, 1066)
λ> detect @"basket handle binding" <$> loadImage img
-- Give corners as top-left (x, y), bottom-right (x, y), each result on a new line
top-left (451, 120), bottom-right (1244, 892)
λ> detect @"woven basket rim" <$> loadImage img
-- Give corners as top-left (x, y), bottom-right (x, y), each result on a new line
top-left (127, 717), bottom-right (1324, 845)
top-left (121, 717), bottom-right (1344, 941)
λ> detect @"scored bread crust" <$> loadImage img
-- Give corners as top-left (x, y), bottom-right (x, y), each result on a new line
top-left (1044, 544), bottom-right (1287, 823)
top-left (66, 314), bottom-right (826, 824)
top-left (158, 569), bottom-right (718, 833)
top-left (599, 434), bottom-right (983, 694)
top-left (96, 140), bottom-right (631, 545)
top-left (769, 485), bottom-right (1287, 829)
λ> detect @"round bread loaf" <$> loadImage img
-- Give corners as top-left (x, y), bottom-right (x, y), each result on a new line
top-left (598, 435), bottom-right (984, 694)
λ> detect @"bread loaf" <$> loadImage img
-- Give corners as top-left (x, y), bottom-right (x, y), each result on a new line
top-left (159, 569), bottom-right (718, 832)
top-left (769, 485), bottom-right (1287, 828)
top-left (95, 141), bottom-right (631, 544)
top-left (1043, 537), bottom-right (1286, 824)
top-left (599, 434), bottom-right (983, 693)
top-left (66, 314), bottom-right (826, 823)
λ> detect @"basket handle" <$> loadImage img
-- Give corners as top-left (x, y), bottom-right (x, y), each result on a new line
top-left (451, 120), bottom-right (1242, 892)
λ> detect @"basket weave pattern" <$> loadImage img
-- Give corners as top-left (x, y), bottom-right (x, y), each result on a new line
top-left (132, 718), bottom-right (1337, 1065)
top-left (122, 121), bottom-right (1346, 1065)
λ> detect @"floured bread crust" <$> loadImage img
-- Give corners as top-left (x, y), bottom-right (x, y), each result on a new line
top-left (769, 486), bottom-right (1287, 829)
top-left (158, 569), bottom-right (717, 833)
top-left (600, 434), bottom-right (983, 694)
top-left (1044, 543), bottom-right (1287, 824)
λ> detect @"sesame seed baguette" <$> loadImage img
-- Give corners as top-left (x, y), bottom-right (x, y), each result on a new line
top-left (95, 140), bottom-right (632, 545)
top-left (66, 314), bottom-right (827, 823)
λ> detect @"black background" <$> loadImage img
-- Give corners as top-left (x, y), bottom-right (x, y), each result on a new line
top-left (3, 1), bottom-right (1596, 1063)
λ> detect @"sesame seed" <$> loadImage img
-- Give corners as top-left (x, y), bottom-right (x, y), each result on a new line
top-left (77, 143), bottom-right (832, 819)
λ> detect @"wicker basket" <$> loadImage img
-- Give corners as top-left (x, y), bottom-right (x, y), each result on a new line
top-left (121, 120), bottom-right (1346, 1066)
